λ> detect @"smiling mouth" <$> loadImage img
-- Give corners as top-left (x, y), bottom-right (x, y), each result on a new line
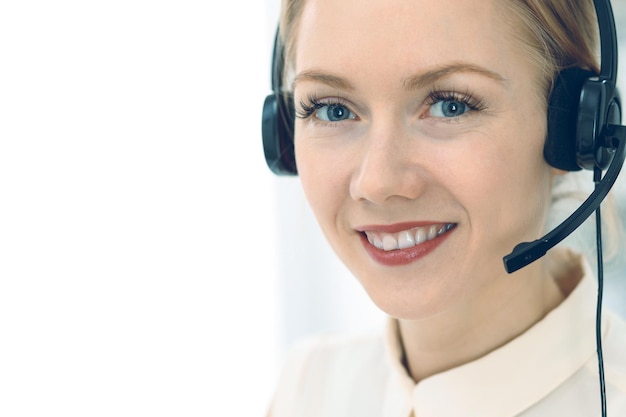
top-left (362, 223), bottom-right (456, 252)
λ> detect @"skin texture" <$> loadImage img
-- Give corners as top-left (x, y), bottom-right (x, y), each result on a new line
top-left (292, 0), bottom-right (567, 381)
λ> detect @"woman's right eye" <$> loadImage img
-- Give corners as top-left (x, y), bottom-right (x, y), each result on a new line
top-left (316, 103), bottom-right (355, 122)
top-left (296, 96), bottom-right (357, 123)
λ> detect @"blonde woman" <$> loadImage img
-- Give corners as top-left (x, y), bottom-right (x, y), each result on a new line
top-left (264, 0), bottom-right (626, 415)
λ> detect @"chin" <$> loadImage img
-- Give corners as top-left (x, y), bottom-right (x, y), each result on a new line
top-left (356, 270), bottom-right (464, 321)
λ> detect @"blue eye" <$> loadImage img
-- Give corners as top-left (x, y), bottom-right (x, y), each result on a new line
top-left (426, 91), bottom-right (485, 119)
top-left (317, 103), bottom-right (354, 122)
top-left (296, 95), bottom-right (357, 123)
top-left (429, 99), bottom-right (469, 118)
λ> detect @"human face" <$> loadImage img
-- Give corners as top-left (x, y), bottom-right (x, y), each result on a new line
top-left (292, 0), bottom-right (555, 319)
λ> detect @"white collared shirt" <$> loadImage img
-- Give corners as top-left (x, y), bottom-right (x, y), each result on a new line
top-left (270, 252), bottom-right (626, 416)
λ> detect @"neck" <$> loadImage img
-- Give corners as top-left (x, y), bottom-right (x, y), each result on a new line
top-left (398, 261), bottom-right (566, 383)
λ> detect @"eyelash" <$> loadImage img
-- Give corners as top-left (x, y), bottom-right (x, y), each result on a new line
top-left (296, 94), bottom-right (349, 120)
top-left (424, 89), bottom-right (487, 113)
top-left (295, 90), bottom-right (487, 121)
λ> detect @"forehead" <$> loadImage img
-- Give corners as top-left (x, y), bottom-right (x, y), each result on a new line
top-left (294, 0), bottom-right (528, 89)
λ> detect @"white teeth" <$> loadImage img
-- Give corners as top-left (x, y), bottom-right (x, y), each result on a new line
top-left (366, 232), bottom-right (385, 250)
top-left (398, 231), bottom-right (415, 249)
top-left (382, 235), bottom-right (398, 251)
top-left (415, 228), bottom-right (427, 244)
top-left (363, 224), bottom-right (453, 252)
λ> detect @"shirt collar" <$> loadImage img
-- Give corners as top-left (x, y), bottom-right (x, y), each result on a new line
top-left (383, 250), bottom-right (601, 417)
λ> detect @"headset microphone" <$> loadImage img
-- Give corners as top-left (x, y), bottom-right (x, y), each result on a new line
top-left (503, 128), bottom-right (625, 273)
top-left (503, 0), bottom-right (625, 273)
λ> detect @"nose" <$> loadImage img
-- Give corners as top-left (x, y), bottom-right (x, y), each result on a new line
top-left (349, 121), bottom-right (427, 205)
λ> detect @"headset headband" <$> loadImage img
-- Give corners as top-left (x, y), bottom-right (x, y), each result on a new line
top-left (596, 0), bottom-right (618, 84)
top-left (261, 0), bottom-right (621, 176)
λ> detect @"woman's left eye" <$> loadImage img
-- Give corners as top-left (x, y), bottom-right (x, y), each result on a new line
top-left (426, 91), bottom-right (485, 119)
top-left (429, 100), bottom-right (469, 118)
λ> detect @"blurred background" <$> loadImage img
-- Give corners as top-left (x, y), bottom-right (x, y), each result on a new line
top-left (0, 1), bottom-right (625, 416)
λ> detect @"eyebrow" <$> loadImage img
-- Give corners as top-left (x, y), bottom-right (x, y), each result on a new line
top-left (292, 70), bottom-right (356, 91)
top-left (403, 63), bottom-right (507, 90)
top-left (292, 62), bottom-right (507, 92)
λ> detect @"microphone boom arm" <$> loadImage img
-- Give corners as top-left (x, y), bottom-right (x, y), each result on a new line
top-left (503, 125), bottom-right (626, 273)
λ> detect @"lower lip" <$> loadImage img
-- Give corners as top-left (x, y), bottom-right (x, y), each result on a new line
top-left (359, 228), bottom-right (454, 266)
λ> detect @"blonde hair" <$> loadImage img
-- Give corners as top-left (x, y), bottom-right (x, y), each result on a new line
top-left (278, 0), bottom-right (306, 91)
top-left (498, 0), bottom-right (599, 103)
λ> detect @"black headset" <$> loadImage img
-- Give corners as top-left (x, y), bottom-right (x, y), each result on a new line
top-left (261, 0), bottom-right (626, 270)
top-left (262, 1), bottom-right (623, 175)
top-left (504, 0), bottom-right (626, 273)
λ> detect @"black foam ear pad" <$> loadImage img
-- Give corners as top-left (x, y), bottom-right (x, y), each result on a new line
top-left (262, 92), bottom-right (297, 175)
top-left (261, 29), bottom-right (298, 176)
top-left (545, 67), bottom-right (596, 171)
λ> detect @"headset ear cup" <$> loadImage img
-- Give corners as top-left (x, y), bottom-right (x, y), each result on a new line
top-left (545, 68), bottom-right (596, 171)
top-left (576, 77), bottom-right (622, 170)
top-left (262, 27), bottom-right (297, 176)
top-left (262, 93), bottom-right (297, 175)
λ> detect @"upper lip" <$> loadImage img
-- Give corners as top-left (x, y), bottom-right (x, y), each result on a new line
top-left (355, 221), bottom-right (452, 234)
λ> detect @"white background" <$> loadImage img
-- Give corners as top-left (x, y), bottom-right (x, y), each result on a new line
top-left (1, 1), bottom-right (625, 417)
top-left (1, 1), bottom-right (281, 416)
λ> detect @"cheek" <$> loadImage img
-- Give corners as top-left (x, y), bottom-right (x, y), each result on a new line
top-left (294, 136), bottom-right (349, 231)
top-left (454, 119), bottom-right (552, 244)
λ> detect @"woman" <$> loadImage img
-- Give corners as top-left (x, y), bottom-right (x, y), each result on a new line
top-left (266, 0), bottom-right (626, 415)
